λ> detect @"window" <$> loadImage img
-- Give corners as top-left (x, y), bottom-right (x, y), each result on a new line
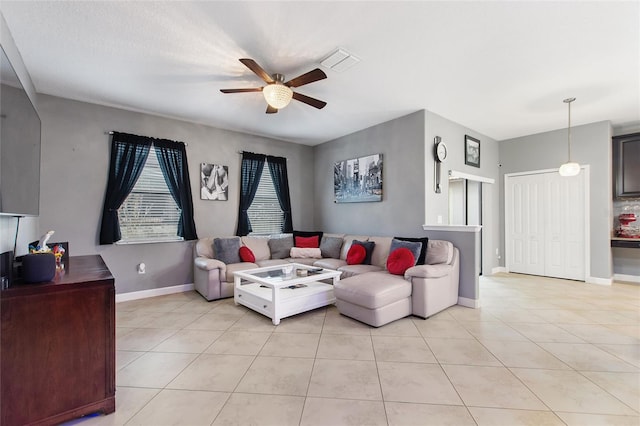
top-left (118, 145), bottom-right (182, 243)
top-left (247, 161), bottom-right (284, 235)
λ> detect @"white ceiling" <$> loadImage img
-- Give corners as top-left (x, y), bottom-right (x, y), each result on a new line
top-left (1, 1), bottom-right (638, 145)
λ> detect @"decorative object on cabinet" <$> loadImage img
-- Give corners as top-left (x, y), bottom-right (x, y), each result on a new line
top-left (464, 135), bottom-right (480, 168)
top-left (613, 132), bottom-right (640, 198)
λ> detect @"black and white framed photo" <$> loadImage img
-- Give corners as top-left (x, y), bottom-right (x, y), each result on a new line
top-left (201, 163), bottom-right (229, 200)
top-left (334, 153), bottom-right (383, 203)
top-left (465, 135), bottom-right (480, 168)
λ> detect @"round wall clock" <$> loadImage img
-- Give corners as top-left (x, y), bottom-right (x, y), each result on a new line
top-left (435, 141), bottom-right (448, 162)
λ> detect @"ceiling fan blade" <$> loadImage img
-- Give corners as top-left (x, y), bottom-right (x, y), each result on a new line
top-left (266, 105), bottom-right (278, 114)
top-left (285, 68), bottom-right (327, 88)
top-left (220, 88), bottom-right (263, 93)
top-left (292, 92), bottom-right (327, 109)
top-left (239, 58), bottom-right (274, 84)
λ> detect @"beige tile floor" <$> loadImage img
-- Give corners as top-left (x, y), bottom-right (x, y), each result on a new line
top-left (67, 273), bottom-right (639, 426)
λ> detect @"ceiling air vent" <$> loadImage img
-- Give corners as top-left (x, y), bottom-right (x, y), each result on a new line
top-left (321, 48), bottom-right (360, 73)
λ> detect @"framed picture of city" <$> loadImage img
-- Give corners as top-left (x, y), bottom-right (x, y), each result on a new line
top-left (334, 154), bottom-right (383, 203)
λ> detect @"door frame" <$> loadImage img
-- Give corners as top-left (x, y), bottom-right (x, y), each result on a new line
top-left (504, 166), bottom-right (590, 280)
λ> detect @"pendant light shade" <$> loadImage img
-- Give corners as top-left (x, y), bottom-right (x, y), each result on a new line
top-left (559, 97), bottom-right (580, 177)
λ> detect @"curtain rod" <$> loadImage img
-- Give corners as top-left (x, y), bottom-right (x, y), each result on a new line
top-left (104, 131), bottom-right (188, 146)
top-left (237, 150), bottom-right (287, 159)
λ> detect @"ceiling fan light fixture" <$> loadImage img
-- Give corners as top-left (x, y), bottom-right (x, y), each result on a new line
top-left (263, 83), bottom-right (293, 109)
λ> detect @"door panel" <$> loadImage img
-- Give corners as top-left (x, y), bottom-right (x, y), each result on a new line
top-left (507, 171), bottom-right (585, 280)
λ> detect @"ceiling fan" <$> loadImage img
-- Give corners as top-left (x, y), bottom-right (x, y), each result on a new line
top-left (220, 58), bottom-right (327, 114)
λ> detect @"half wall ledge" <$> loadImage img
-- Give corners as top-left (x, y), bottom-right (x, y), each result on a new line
top-left (422, 224), bottom-right (481, 308)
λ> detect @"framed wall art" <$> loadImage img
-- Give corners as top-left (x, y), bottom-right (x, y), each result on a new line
top-left (201, 163), bottom-right (229, 200)
top-left (334, 153), bottom-right (383, 203)
top-left (465, 135), bottom-right (480, 168)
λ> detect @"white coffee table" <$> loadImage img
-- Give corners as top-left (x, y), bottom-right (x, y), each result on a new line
top-left (233, 263), bottom-right (341, 325)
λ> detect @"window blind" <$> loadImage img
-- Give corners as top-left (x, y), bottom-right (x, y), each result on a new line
top-left (248, 164), bottom-right (284, 235)
top-left (118, 146), bottom-right (182, 242)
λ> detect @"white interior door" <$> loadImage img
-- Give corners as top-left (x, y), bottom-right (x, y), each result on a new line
top-left (544, 172), bottom-right (585, 280)
top-left (506, 170), bottom-right (586, 280)
top-left (506, 173), bottom-right (545, 275)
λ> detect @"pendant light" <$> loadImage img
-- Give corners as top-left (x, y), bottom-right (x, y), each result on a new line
top-left (558, 97), bottom-right (580, 177)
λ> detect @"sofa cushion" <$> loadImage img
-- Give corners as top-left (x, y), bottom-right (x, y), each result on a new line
top-left (338, 264), bottom-right (384, 279)
top-left (340, 235), bottom-right (370, 260)
top-left (241, 236), bottom-right (270, 261)
top-left (295, 235), bottom-right (320, 248)
top-left (290, 247), bottom-right (322, 258)
top-left (286, 257), bottom-right (317, 266)
top-left (195, 237), bottom-right (214, 259)
top-left (334, 271), bottom-right (411, 309)
top-left (313, 258), bottom-right (347, 270)
top-left (394, 236), bottom-right (429, 265)
top-left (225, 262), bottom-right (258, 282)
top-left (346, 244), bottom-right (366, 265)
top-left (213, 237), bottom-right (241, 264)
top-left (320, 236), bottom-right (343, 259)
top-left (239, 246), bottom-right (255, 263)
top-left (426, 240), bottom-right (453, 265)
top-left (268, 235), bottom-right (294, 259)
top-left (387, 247), bottom-right (415, 275)
top-left (368, 236), bottom-right (393, 268)
top-left (390, 239), bottom-right (422, 266)
top-left (255, 259), bottom-right (290, 268)
top-left (353, 240), bottom-right (375, 265)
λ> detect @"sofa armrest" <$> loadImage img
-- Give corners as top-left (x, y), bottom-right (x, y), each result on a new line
top-left (194, 257), bottom-right (226, 273)
top-left (404, 263), bottom-right (453, 279)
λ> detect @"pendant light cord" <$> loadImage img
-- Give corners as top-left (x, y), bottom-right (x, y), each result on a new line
top-left (564, 97), bottom-right (576, 161)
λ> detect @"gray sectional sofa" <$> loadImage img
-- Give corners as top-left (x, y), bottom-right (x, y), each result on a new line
top-left (193, 233), bottom-right (460, 326)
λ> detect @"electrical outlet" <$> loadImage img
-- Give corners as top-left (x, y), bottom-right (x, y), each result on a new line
top-left (137, 263), bottom-right (146, 274)
top-left (437, 215), bottom-right (443, 224)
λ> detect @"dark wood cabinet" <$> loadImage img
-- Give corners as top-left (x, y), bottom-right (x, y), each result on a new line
top-left (613, 132), bottom-right (640, 198)
top-left (1, 255), bottom-right (115, 426)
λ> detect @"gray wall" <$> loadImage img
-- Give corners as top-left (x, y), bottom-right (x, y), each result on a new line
top-left (0, 12), bottom-right (39, 256)
top-left (424, 111), bottom-right (501, 275)
top-left (499, 121), bottom-right (613, 281)
top-left (36, 94), bottom-right (315, 294)
top-left (313, 110), bottom-right (426, 236)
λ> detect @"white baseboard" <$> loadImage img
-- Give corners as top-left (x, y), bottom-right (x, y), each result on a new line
top-left (491, 267), bottom-right (508, 275)
top-left (116, 283), bottom-right (195, 303)
top-left (613, 273), bottom-right (640, 284)
top-left (586, 276), bottom-right (612, 286)
top-left (458, 297), bottom-right (480, 309)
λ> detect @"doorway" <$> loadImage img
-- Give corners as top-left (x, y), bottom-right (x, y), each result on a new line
top-left (448, 173), bottom-right (487, 275)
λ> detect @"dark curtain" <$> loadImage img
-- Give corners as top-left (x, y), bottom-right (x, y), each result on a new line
top-left (236, 152), bottom-right (266, 236)
top-left (99, 132), bottom-right (151, 244)
top-left (154, 139), bottom-right (198, 241)
top-left (267, 155), bottom-right (293, 233)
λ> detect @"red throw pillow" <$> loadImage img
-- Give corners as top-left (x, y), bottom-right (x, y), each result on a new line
top-left (387, 247), bottom-right (415, 275)
top-left (295, 235), bottom-right (320, 248)
top-left (346, 244), bottom-right (366, 265)
top-left (239, 246), bottom-right (255, 263)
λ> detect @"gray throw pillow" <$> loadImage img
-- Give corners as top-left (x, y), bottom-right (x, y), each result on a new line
top-left (320, 236), bottom-right (343, 258)
top-left (390, 238), bottom-right (422, 266)
top-left (394, 236), bottom-right (429, 265)
top-left (268, 235), bottom-right (294, 259)
top-left (213, 237), bottom-right (241, 264)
